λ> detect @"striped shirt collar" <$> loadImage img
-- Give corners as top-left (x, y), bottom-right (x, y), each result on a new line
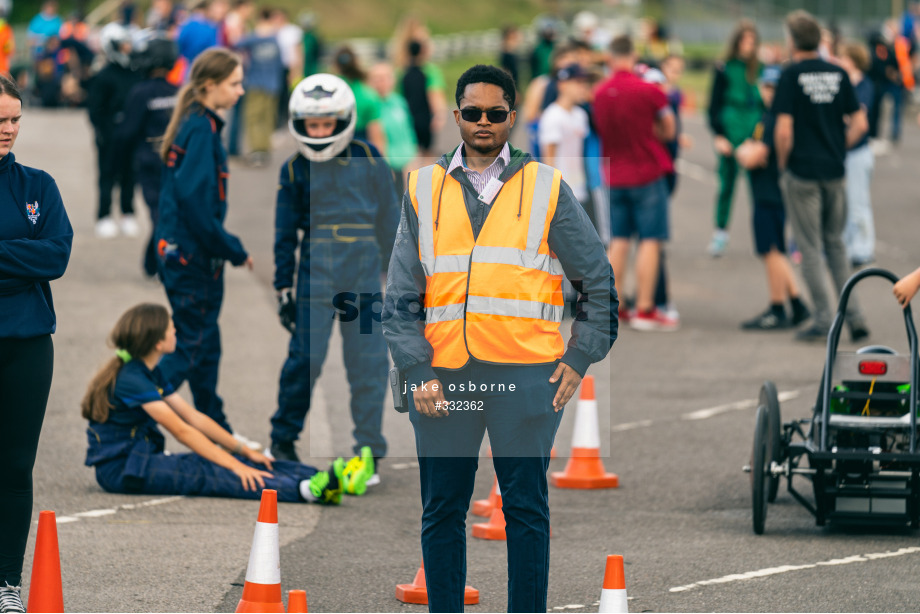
top-left (446, 142), bottom-right (510, 195)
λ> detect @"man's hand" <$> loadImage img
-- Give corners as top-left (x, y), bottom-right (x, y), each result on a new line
top-left (413, 379), bottom-right (448, 418)
top-left (277, 289), bottom-right (296, 333)
top-left (549, 363), bottom-right (582, 411)
top-left (734, 139), bottom-right (767, 170)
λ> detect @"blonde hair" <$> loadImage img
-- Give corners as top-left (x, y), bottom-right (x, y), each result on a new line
top-left (81, 304), bottom-right (171, 423)
top-left (160, 47), bottom-right (241, 162)
top-left (842, 41), bottom-right (870, 74)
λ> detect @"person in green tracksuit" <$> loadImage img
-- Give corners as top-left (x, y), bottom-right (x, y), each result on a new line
top-left (707, 20), bottom-right (763, 257)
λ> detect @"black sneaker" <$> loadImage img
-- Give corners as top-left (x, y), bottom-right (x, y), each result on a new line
top-left (850, 324), bottom-right (870, 343)
top-left (795, 324), bottom-right (828, 343)
top-left (790, 302), bottom-right (811, 327)
top-left (741, 308), bottom-right (789, 330)
top-left (270, 441), bottom-right (300, 463)
top-left (0, 583), bottom-right (24, 613)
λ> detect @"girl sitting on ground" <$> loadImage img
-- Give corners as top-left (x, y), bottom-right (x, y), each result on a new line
top-left (81, 303), bottom-right (375, 504)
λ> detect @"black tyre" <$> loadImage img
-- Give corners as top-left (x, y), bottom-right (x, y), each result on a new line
top-left (751, 405), bottom-right (770, 535)
top-left (760, 381), bottom-right (782, 502)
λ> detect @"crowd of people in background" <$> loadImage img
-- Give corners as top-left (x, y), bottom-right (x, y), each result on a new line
top-left (2, 1), bottom-right (918, 334)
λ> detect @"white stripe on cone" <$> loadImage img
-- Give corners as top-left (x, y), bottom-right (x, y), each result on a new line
top-left (245, 521), bottom-right (281, 585)
top-left (572, 397), bottom-right (601, 449)
top-left (599, 587), bottom-right (628, 613)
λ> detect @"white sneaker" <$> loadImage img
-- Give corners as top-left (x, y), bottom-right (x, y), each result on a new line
top-left (366, 473), bottom-right (381, 487)
top-left (708, 230), bottom-right (729, 257)
top-left (120, 215), bottom-right (140, 237)
top-left (95, 216), bottom-right (119, 239)
top-left (232, 431), bottom-right (263, 451)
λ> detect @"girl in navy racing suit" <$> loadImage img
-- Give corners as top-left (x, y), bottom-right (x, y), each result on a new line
top-left (81, 303), bottom-right (374, 503)
top-left (155, 47), bottom-right (256, 446)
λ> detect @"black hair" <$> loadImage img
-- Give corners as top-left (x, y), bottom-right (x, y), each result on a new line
top-left (455, 64), bottom-right (516, 109)
top-left (334, 45), bottom-right (365, 81)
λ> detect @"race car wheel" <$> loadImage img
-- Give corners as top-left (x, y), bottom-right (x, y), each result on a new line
top-left (760, 381), bottom-right (782, 502)
top-left (751, 405), bottom-right (770, 535)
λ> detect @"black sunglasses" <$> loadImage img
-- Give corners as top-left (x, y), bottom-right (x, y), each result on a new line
top-left (459, 107), bottom-right (510, 123)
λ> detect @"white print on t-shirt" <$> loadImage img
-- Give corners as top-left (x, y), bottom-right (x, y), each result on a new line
top-left (797, 72), bottom-right (842, 103)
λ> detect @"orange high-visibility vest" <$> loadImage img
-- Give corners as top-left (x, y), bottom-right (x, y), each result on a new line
top-left (408, 160), bottom-right (565, 369)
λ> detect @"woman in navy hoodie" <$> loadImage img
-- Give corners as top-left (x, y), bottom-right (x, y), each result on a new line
top-left (0, 75), bottom-right (72, 612)
top-left (156, 47), bottom-right (255, 446)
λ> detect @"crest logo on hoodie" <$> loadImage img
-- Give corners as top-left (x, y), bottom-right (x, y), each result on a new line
top-left (26, 201), bottom-right (40, 225)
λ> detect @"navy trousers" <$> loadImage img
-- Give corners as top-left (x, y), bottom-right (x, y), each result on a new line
top-left (94, 453), bottom-right (317, 502)
top-left (136, 163), bottom-right (161, 277)
top-left (271, 244), bottom-right (388, 457)
top-left (158, 258), bottom-right (230, 433)
top-left (409, 360), bottom-right (563, 613)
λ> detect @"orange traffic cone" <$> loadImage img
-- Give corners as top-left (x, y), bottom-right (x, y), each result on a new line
top-left (236, 490), bottom-right (284, 613)
top-left (472, 482), bottom-right (506, 540)
top-left (472, 475), bottom-right (500, 517)
top-left (598, 554), bottom-right (628, 613)
top-left (287, 589), bottom-right (308, 613)
top-left (396, 559), bottom-right (479, 605)
top-left (26, 510), bottom-right (64, 613)
top-left (551, 376), bottom-right (619, 489)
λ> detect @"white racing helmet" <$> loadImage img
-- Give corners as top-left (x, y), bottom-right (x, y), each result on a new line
top-left (288, 74), bottom-right (356, 162)
top-left (100, 22), bottom-right (133, 68)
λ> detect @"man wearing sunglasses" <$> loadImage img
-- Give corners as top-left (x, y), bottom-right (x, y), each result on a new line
top-left (383, 64), bottom-right (617, 613)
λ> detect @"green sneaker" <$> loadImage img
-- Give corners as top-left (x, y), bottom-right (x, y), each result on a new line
top-left (342, 446), bottom-right (375, 496)
top-left (307, 458), bottom-right (345, 505)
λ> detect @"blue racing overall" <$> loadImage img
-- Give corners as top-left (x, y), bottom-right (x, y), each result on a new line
top-left (270, 141), bottom-right (399, 457)
top-left (117, 76), bottom-right (178, 277)
top-left (156, 103), bottom-right (249, 434)
top-left (85, 359), bottom-right (317, 502)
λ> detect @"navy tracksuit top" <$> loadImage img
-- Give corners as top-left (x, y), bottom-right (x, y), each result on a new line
top-left (157, 103), bottom-right (248, 266)
top-left (0, 152), bottom-right (73, 338)
top-left (117, 77), bottom-right (178, 172)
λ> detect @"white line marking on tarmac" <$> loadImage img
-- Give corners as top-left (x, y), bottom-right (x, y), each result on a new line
top-left (682, 390), bottom-right (800, 421)
top-left (675, 159), bottom-right (717, 186)
top-left (669, 546), bottom-right (920, 592)
top-left (53, 496), bottom-right (184, 525)
top-left (611, 391), bottom-right (800, 432)
top-left (612, 419), bottom-right (655, 432)
top-left (390, 461), bottom-right (420, 470)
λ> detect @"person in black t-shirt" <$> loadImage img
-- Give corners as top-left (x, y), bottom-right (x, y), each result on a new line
top-left (735, 65), bottom-right (810, 331)
top-left (774, 10), bottom-right (870, 343)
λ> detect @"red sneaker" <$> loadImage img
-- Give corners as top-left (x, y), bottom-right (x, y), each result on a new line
top-left (629, 308), bottom-right (679, 332)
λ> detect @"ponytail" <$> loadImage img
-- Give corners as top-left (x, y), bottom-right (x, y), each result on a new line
top-left (159, 47), bottom-right (242, 162)
top-left (81, 358), bottom-right (122, 423)
top-left (80, 303), bottom-right (171, 423)
top-left (160, 84), bottom-right (199, 162)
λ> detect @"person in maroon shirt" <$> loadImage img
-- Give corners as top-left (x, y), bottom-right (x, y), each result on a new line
top-left (594, 34), bottom-right (676, 331)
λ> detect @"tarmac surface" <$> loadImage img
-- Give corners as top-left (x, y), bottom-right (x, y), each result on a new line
top-left (16, 105), bottom-right (920, 612)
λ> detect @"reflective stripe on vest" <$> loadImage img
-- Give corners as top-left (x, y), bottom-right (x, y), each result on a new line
top-left (408, 160), bottom-right (564, 368)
